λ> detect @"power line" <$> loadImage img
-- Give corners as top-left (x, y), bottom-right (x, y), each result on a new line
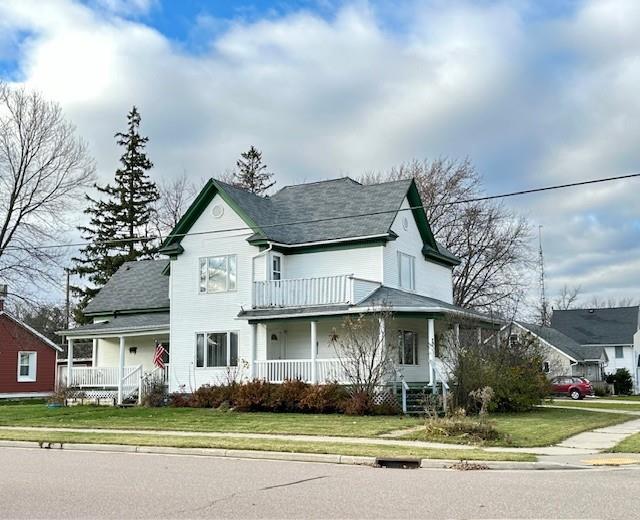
top-left (2, 171), bottom-right (639, 253)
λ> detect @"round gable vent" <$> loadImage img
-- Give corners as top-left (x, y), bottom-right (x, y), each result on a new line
top-left (212, 204), bottom-right (224, 218)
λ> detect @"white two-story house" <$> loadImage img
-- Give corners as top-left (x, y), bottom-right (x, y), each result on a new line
top-left (62, 177), bottom-right (496, 404)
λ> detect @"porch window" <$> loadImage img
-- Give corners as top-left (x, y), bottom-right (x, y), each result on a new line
top-left (196, 332), bottom-right (239, 367)
top-left (615, 346), bottom-right (624, 359)
top-left (17, 352), bottom-right (37, 382)
top-left (398, 330), bottom-right (418, 365)
top-left (199, 255), bottom-right (237, 293)
top-left (272, 255), bottom-right (282, 281)
top-left (398, 252), bottom-right (415, 290)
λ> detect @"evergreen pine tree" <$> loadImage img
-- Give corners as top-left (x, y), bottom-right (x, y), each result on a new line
top-left (71, 106), bottom-right (159, 322)
top-left (233, 146), bottom-right (275, 195)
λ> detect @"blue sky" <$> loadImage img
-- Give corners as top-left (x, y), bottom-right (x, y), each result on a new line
top-left (0, 0), bottom-right (639, 308)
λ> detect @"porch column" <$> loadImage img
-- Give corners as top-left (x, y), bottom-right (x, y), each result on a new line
top-left (378, 316), bottom-right (386, 369)
top-left (117, 335), bottom-right (125, 405)
top-left (91, 339), bottom-right (98, 368)
top-left (427, 318), bottom-right (435, 386)
top-left (249, 323), bottom-right (257, 379)
top-left (310, 321), bottom-right (317, 383)
top-left (67, 338), bottom-right (74, 387)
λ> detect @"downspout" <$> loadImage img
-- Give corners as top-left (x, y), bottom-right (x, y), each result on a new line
top-left (251, 243), bottom-right (273, 283)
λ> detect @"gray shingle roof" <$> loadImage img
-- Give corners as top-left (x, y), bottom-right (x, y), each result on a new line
top-left (84, 260), bottom-right (170, 316)
top-left (551, 307), bottom-right (640, 345)
top-left (238, 285), bottom-right (496, 323)
top-left (65, 312), bottom-right (169, 336)
top-left (218, 177), bottom-right (413, 245)
top-left (515, 322), bottom-right (607, 362)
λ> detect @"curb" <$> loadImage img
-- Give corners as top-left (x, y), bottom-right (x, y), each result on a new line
top-left (0, 439), bottom-right (586, 470)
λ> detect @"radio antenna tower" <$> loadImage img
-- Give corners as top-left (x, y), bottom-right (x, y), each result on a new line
top-left (538, 225), bottom-right (548, 325)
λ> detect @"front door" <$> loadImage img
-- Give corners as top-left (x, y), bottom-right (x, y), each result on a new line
top-left (268, 331), bottom-right (284, 359)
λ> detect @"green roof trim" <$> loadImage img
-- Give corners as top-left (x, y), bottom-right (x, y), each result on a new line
top-left (158, 179), bottom-right (265, 256)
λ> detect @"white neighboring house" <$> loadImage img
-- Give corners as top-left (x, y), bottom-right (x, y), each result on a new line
top-left (61, 177), bottom-right (497, 404)
top-left (498, 322), bottom-right (608, 381)
top-left (552, 307), bottom-right (640, 393)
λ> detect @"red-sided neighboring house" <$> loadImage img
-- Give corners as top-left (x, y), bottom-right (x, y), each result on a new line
top-left (0, 310), bottom-right (62, 399)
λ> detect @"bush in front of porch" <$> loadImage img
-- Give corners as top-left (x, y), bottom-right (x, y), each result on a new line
top-left (167, 379), bottom-right (400, 416)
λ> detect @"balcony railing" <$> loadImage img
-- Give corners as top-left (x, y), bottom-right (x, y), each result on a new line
top-left (252, 275), bottom-right (379, 308)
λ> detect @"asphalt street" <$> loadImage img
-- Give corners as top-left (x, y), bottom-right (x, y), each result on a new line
top-left (2, 447), bottom-right (640, 519)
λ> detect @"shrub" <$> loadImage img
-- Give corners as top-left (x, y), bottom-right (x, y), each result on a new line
top-left (168, 392), bottom-right (193, 407)
top-left (423, 416), bottom-right (502, 444)
top-left (300, 383), bottom-right (349, 413)
top-left (234, 379), bottom-right (276, 411)
top-left (272, 379), bottom-right (308, 412)
top-left (343, 390), bottom-right (375, 415)
top-left (142, 381), bottom-right (168, 407)
top-left (606, 369), bottom-right (634, 395)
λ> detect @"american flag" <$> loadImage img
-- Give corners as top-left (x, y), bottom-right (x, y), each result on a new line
top-left (153, 342), bottom-right (167, 369)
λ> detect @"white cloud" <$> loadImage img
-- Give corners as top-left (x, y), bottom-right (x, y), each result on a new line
top-left (0, 0), bottom-right (638, 304)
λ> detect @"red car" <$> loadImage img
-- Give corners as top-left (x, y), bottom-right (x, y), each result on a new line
top-left (550, 376), bottom-right (594, 400)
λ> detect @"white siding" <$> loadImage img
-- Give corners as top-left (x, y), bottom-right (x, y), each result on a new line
top-left (95, 336), bottom-right (162, 372)
top-left (284, 247), bottom-right (383, 282)
top-left (603, 345), bottom-right (635, 376)
top-left (169, 194), bottom-right (259, 391)
top-left (382, 198), bottom-right (453, 303)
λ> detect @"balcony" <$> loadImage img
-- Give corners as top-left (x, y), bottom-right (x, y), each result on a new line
top-left (252, 274), bottom-right (379, 309)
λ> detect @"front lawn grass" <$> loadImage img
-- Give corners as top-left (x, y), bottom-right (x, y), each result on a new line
top-left (0, 404), bottom-right (422, 437)
top-left (0, 429), bottom-right (535, 462)
top-left (609, 433), bottom-right (640, 453)
top-left (401, 408), bottom-right (632, 447)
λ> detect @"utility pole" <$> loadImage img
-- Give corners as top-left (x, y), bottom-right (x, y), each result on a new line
top-left (64, 268), bottom-right (71, 330)
top-left (538, 225), bottom-right (548, 326)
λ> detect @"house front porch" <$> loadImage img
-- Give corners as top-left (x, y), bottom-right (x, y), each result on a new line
top-left (60, 312), bottom-right (169, 404)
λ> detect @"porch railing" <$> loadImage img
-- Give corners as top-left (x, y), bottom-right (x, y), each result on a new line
top-left (68, 366), bottom-right (138, 388)
top-left (252, 275), bottom-right (380, 308)
top-left (254, 358), bottom-right (347, 384)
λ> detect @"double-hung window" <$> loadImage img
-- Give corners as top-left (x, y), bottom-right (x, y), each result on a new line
top-left (199, 255), bottom-right (237, 293)
top-left (196, 332), bottom-right (238, 368)
top-left (398, 330), bottom-right (418, 365)
top-left (398, 252), bottom-right (415, 291)
top-left (615, 346), bottom-right (624, 359)
top-left (272, 255), bottom-right (282, 281)
top-left (17, 352), bottom-right (37, 382)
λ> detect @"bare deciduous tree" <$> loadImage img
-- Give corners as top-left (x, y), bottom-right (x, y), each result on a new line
top-left (329, 309), bottom-right (397, 396)
top-left (0, 82), bottom-right (95, 295)
top-left (152, 173), bottom-right (198, 238)
top-left (585, 295), bottom-right (639, 309)
top-left (362, 158), bottom-right (532, 314)
top-left (553, 285), bottom-right (581, 311)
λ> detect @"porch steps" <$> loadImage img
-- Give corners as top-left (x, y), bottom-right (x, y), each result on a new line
top-left (396, 384), bottom-right (445, 415)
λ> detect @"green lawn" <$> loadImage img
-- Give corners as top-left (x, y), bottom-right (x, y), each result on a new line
top-left (0, 429), bottom-right (534, 462)
top-left (401, 408), bottom-right (632, 447)
top-left (0, 404), bottom-right (422, 437)
top-left (610, 433), bottom-right (640, 453)
top-left (544, 401), bottom-right (640, 412)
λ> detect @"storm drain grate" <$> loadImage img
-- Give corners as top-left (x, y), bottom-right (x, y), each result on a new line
top-left (375, 458), bottom-right (420, 469)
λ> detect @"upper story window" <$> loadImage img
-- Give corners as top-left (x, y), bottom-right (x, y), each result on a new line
top-left (615, 346), bottom-right (624, 359)
top-left (272, 255), bottom-right (282, 281)
top-left (196, 332), bottom-right (238, 368)
top-left (199, 255), bottom-right (237, 293)
top-left (398, 252), bottom-right (415, 291)
top-left (17, 352), bottom-right (37, 382)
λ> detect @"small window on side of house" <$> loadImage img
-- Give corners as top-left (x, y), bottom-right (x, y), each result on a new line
top-left (17, 352), bottom-right (37, 382)
top-left (542, 361), bottom-right (550, 373)
top-left (272, 255), bottom-right (282, 281)
top-left (615, 346), bottom-right (624, 359)
top-left (398, 330), bottom-right (418, 365)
